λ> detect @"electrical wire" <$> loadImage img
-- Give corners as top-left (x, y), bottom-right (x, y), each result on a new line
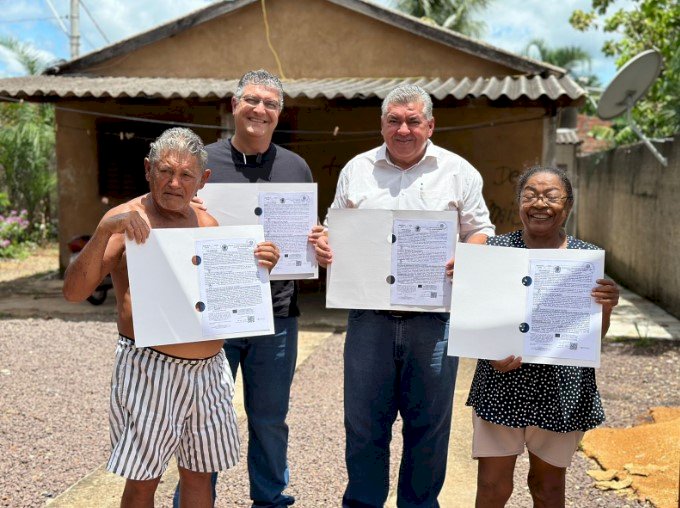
top-left (260, 0), bottom-right (286, 79)
top-left (0, 16), bottom-right (67, 23)
top-left (43, 0), bottom-right (69, 36)
top-left (79, 0), bottom-right (110, 44)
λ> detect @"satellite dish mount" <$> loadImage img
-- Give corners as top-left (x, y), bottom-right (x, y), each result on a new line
top-left (597, 50), bottom-right (667, 167)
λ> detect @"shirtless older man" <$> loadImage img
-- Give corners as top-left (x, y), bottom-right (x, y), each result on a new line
top-left (63, 127), bottom-right (279, 508)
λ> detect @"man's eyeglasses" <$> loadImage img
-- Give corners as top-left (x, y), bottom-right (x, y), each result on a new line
top-left (240, 95), bottom-right (281, 111)
top-left (520, 194), bottom-right (569, 205)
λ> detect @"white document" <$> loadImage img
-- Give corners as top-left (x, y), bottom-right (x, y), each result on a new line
top-left (126, 226), bottom-right (274, 347)
top-left (198, 183), bottom-right (318, 280)
top-left (390, 219), bottom-right (454, 306)
top-left (196, 237), bottom-right (272, 338)
top-left (524, 259), bottom-right (600, 361)
top-left (447, 243), bottom-right (604, 367)
top-left (259, 191), bottom-right (316, 276)
top-left (326, 209), bottom-right (458, 312)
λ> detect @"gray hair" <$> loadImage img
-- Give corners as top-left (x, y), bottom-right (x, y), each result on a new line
top-left (235, 69), bottom-right (284, 110)
top-left (147, 127), bottom-right (208, 170)
top-left (381, 84), bottom-right (433, 120)
top-left (516, 165), bottom-right (574, 203)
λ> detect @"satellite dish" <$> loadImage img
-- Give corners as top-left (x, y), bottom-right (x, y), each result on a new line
top-left (597, 49), bottom-right (667, 166)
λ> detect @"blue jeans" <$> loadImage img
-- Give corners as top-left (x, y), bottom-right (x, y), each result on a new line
top-left (342, 310), bottom-right (458, 508)
top-left (173, 317), bottom-right (298, 508)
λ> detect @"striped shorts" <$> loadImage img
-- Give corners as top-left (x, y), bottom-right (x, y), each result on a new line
top-left (107, 336), bottom-right (240, 480)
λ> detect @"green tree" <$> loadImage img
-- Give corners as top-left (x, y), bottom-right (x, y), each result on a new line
top-left (0, 37), bottom-right (56, 233)
top-left (0, 104), bottom-right (56, 225)
top-left (523, 38), bottom-right (600, 114)
top-left (523, 39), bottom-right (592, 74)
top-left (393, 0), bottom-right (493, 37)
top-left (0, 36), bottom-right (47, 76)
top-left (570, 0), bottom-right (680, 142)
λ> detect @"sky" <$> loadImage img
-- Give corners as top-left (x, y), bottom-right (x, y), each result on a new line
top-left (0, 0), bottom-right (629, 86)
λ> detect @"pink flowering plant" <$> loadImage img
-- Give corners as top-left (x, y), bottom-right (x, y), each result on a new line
top-left (0, 208), bottom-right (32, 258)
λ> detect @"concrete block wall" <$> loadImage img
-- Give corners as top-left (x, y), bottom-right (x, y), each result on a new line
top-left (575, 134), bottom-right (680, 318)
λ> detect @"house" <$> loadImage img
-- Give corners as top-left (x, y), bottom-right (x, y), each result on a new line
top-left (0, 0), bottom-right (584, 270)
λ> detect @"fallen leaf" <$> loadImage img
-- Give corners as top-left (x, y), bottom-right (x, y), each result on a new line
top-left (624, 463), bottom-right (669, 476)
top-left (587, 469), bottom-right (618, 481)
top-left (594, 477), bottom-right (634, 491)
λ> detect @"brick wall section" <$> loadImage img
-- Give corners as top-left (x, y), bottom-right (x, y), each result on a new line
top-left (577, 115), bottom-right (614, 154)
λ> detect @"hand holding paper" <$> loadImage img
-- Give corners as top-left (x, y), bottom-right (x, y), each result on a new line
top-left (325, 209), bottom-right (457, 312)
top-left (255, 241), bottom-right (280, 272)
top-left (315, 235), bottom-right (333, 267)
top-left (100, 210), bottom-right (150, 244)
top-left (591, 278), bottom-right (619, 312)
top-left (489, 355), bottom-right (522, 373)
top-left (190, 195), bottom-right (207, 211)
top-left (308, 225), bottom-right (326, 246)
top-left (126, 226), bottom-right (275, 347)
top-left (445, 257), bottom-right (454, 279)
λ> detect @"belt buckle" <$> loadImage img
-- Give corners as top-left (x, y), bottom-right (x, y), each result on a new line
top-left (390, 310), bottom-right (409, 318)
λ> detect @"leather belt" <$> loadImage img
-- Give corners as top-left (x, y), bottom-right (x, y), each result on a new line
top-left (374, 310), bottom-right (421, 319)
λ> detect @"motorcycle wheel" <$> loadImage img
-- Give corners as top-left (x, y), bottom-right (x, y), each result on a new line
top-left (87, 290), bottom-right (108, 306)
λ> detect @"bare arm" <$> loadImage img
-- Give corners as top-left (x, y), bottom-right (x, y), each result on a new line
top-left (465, 233), bottom-right (488, 245)
top-left (63, 208), bottom-right (150, 302)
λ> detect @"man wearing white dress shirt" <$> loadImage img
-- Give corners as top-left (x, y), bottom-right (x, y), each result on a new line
top-left (315, 84), bottom-right (494, 508)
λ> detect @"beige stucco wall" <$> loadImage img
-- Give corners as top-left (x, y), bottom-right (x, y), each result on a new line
top-left (80, 0), bottom-right (515, 79)
top-left (575, 135), bottom-right (679, 319)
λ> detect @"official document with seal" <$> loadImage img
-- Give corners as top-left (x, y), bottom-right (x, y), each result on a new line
top-left (326, 209), bottom-right (457, 312)
top-left (126, 226), bottom-right (274, 347)
top-left (196, 237), bottom-right (272, 338)
top-left (258, 191), bottom-right (316, 277)
top-left (524, 259), bottom-right (600, 361)
top-left (390, 219), bottom-right (453, 306)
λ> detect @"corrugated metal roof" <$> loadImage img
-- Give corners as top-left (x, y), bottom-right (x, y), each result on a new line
top-left (0, 75), bottom-right (585, 103)
top-left (556, 128), bottom-right (582, 145)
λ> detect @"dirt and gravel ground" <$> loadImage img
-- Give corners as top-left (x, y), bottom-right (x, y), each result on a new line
top-left (2, 316), bottom-right (677, 507)
top-left (0, 244), bottom-right (59, 283)
top-left (0, 248), bottom-right (678, 507)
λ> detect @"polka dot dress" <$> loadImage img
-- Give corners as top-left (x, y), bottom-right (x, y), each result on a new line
top-left (465, 230), bottom-right (606, 432)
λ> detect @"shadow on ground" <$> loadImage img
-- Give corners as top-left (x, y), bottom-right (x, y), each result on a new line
top-left (0, 272), bottom-right (117, 322)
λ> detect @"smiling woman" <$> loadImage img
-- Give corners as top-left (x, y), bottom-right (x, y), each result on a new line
top-left (466, 165), bottom-right (621, 508)
top-left (517, 165), bottom-right (574, 249)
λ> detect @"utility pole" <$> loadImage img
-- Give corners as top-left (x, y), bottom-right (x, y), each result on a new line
top-left (70, 0), bottom-right (80, 59)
